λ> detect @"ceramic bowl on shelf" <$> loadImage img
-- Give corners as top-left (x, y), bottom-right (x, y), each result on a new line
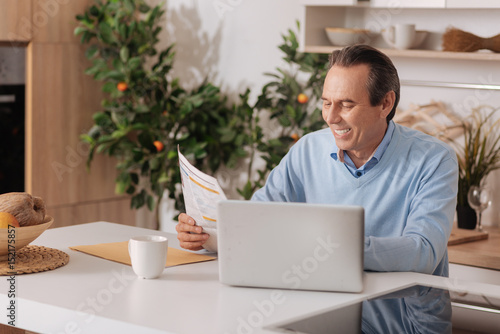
top-left (381, 29), bottom-right (428, 49)
top-left (325, 27), bottom-right (376, 46)
top-left (0, 216), bottom-right (53, 261)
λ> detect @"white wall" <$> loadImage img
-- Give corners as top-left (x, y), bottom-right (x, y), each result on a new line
top-left (158, 1), bottom-right (500, 228)
top-left (163, 0), bottom-right (303, 100)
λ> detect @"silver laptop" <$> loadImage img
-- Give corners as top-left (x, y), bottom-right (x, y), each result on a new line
top-left (217, 200), bottom-right (365, 293)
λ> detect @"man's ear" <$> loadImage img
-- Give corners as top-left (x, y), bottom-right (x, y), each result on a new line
top-left (380, 91), bottom-right (396, 119)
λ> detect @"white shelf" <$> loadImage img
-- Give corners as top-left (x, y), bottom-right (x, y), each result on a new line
top-left (300, 0), bottom-right (445, 8)
top-left (300, 4), bottom-right (500, 62)
top-left (304, 45), bottom-right (500, 61)
top-left (300, 0), bottom-right (500, 8)
top-left (446, 0), bottom-right (500, 8)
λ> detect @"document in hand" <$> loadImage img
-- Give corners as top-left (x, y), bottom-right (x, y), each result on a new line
top-left (178, 148), bottom-right (226, 252)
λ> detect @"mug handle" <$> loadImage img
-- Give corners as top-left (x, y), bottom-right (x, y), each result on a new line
top-left (388, 26), bottom-right (395, 44)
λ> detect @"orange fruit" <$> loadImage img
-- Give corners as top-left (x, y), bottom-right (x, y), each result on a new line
top-left (117, 82), bottom-right (128, 92)
top-left (297, 93), bottom-right (309, 104)
top-left (291, 133), bottom-right (299, 142)
top-left (0, 212), bottom-right (20, 228)
top-left (153, 140), bottom-right (164, 152)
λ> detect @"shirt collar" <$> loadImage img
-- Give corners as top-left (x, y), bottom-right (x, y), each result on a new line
top-left (330, 121), bottom-right (395, 163)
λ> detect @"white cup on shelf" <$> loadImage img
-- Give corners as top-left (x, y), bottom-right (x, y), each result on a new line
top-left (128, 235), bottom-right (168, 279)
top-left (383, 24), bottom-right (416, 50)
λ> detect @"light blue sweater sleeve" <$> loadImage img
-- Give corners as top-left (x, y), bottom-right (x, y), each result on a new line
top-left (252, 125), bottom-right (458, 276)
top-left (362, 153), bottom-right (458, 275)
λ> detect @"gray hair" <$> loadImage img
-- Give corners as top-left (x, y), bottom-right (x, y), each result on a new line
top-left (328, 45), bottom-right (400, 122)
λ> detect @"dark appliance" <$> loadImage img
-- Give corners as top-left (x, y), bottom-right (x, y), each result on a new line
top-left (0, 84), bottom-right (25, 193)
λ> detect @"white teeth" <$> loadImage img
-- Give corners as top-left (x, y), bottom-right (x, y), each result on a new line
top-left (335, 129), bottom-right (351, 135)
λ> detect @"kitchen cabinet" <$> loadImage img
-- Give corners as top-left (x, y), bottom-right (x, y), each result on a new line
top-left (0, 0), bottom-right (137, 227)
top-left (25, 0), bottom-right (137, 227)
top-left (31, 0), bottom-right (92, 43)
top-left (300, 1), bottom-right (500, 60)
top-left (0, 0), bottom-right (32, 41)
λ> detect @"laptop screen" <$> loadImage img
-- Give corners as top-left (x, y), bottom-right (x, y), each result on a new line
top-left (268, 284), bottom-right (500, 333)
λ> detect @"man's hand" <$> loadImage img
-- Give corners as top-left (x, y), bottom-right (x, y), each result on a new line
top-left (176, 213), bottom-right (210, 251)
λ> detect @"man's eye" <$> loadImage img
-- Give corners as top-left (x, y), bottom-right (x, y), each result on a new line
top-left (342, 104), bottom-right (354, 109)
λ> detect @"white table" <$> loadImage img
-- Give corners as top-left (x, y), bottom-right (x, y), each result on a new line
top-left (1, 222), bottom-right (500, 334)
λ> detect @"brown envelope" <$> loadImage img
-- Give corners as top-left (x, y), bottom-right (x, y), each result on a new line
top-left (69, 241), bottom-right (216, 267)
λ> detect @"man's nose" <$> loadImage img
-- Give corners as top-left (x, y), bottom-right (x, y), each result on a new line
top-left (325, 105), bottom-right (341, 124)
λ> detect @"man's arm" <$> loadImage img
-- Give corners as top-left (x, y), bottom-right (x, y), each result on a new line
top-left (252, 146), bottom-right (304, 203)
top-left (363, 155), bottom-right (458, 275)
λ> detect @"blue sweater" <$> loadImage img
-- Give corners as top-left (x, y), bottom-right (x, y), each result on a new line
top-left (252, 123), bottom-right (458, 276)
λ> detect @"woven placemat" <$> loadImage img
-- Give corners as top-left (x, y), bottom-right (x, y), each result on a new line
top-left (0, 245), bottom-right (69, 275)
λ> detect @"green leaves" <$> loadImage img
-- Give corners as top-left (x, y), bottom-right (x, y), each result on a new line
top-left (237, 181), bottom-right (254, 201)
top-left (78, 3), bottom-right (328, 214)
top-left (120, 46), bottom-right (129, 62)
top-left (128, 57), bottom-right (141, 70)
top-left (97, 21), bottom-right (117, 44)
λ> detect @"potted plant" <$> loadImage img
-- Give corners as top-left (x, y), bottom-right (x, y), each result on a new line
top-left (74, 1), bottom-right (329, 227)
top-left (453, 105), bottom-right (500, 229)
top-left (74, 0), bottom-right (249, 227)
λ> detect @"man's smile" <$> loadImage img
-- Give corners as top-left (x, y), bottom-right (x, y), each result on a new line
top-left (334, 128), bottom-right (352, 135)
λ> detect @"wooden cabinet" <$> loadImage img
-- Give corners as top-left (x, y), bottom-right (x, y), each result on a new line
top-left (0, 0), bottom-right (32, 41)
top-left (27, 0), bottom-right (136, 227)
top-left (31, 0), bottom-right (92, 43)
top-left (0, 0), bottom-right (137, 227)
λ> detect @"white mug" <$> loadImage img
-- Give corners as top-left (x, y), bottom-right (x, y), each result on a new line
top-left (128, 235), bottom-right (168, 279)
top-left (384, 24), bottom-right (416, 49)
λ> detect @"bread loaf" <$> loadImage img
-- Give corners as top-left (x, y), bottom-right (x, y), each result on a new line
top-left (0, 192), bottom-right (46, 226)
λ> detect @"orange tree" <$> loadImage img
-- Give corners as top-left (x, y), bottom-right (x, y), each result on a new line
top-left (75, 0), bottom-right (328, 218)
top-left (75, 0), bottom-right (249, 219)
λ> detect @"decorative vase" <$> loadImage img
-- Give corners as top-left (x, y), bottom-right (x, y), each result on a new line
top-left (456, 205), bottom-right (477, 230)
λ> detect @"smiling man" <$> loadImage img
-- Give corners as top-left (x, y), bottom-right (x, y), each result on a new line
top-left (176, 45), bottom-right (459, 277)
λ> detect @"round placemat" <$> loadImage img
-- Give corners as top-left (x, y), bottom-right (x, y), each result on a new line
top-left (0, 245), bottom-right (69, 275)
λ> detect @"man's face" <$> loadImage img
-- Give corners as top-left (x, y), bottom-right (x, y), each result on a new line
top-left (321, 64), bottom-right (393, 164)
